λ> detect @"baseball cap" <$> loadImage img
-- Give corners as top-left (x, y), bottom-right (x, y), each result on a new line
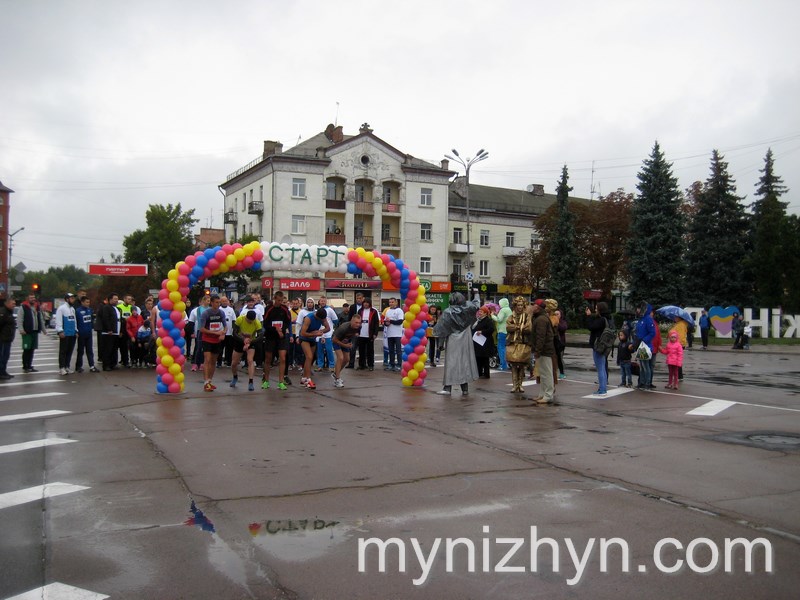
top-left (65, 293), bottom-right (76, 299)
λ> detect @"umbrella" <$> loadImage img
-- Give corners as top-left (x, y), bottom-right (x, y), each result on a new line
top-left (656, 305), bottom-right (695, 327)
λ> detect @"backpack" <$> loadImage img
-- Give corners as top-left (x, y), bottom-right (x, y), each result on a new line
top-left (593, 318), bottom-right (617, 357)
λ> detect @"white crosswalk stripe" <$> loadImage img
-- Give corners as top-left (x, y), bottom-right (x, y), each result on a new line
top-left (6, 582), bottom-right (109, 600)
top-left (0, 392), bottom-right (69, 403)
top-left (583, 387), bottom-right (635, 399)
top-left (0, 437), bottom-right (77, 454)
top-left (0, 410), bottom-right (71, 422)
top-left (0, 379), bottom-right (63, 388)
top-left (0, 482), bottom-right (90, 510)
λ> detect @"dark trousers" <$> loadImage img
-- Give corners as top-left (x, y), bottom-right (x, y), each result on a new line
top-left (58, 335), bottom-right (77, 369)
top-left (117, 334), bottom-right (129, 366)
top-left (386, 336), bottom-right (402, 368)
top-left (476, 356), bottom-right (491, 377)
top-left (22, 348), bottom-right (35, 370)
top-left (701, 328), bottom-right (709, 348)
top-left (357, 337), bottom-right (374, 368)
top-left (76, 334), bottom-right (95, 369)
top-left (427, 337), bottom-right (437, 364)
top-left (100, 334), bottom-right (118, 369)
top-left (0, 341), bottom-right (11, 375)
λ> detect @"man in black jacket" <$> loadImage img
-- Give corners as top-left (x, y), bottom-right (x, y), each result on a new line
top-left (97, 293), bottom-right (120, 371)
top-left (0, 296), bottom-right (17, 379)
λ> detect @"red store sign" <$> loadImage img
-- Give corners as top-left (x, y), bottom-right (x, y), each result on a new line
top-left (279, 278), bottom-right (321, 291)
top-left (261, 277), bottom-right (274, 289)
top-left (88, 263), bottom-right (149, 276)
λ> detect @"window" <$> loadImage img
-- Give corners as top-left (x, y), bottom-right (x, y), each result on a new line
top-left (505, 262), bottom-right (514, 279)
top-left (292, 178), bottom-right (306, 198)
top-left (480, 260), bottom-right (489, 277)
top-left (420, 257), bottom-right (431, 274)
top-left (292, 215), bottom-right (306, 235)
top-left (249, 189), bottom-right (253, 202)
top-left (382, 185), bottom-right (391, 203)
top-left (241, 224), bottom-right (246, 238)
top-left (381, 223), bottom-right (391, 241)
top-left (326, 181), bottom-right (337, 201)
top-left (420, 223), bottom-right (432, 241)
top-left (249, 222), bottom-right (253, 235)
top-left (259, 185), bottom-right (263, 201)
top-left (355, 184), bottom-right (365, 202)
top-left (505, 232), bottom-right (515, 247)
top-left (480, 229), bottom-right (490, 247)
top-left (420, 187), bottom-right (432, 206)
top-left (452, 259), bottom-right (462, 277)
top-left (531, 231), bottom-right (541, 251)
top-left (453, 228), bottom-right (463, 244)
top-left (234, 198), bottom-right (238, 212)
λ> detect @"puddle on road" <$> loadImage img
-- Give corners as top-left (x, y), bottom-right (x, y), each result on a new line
top-left (248, 518), bottom-right (349, 562)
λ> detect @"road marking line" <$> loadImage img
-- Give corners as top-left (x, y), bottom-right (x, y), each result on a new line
top-left (0, 410), bottom-right (71, 422)
top-left (686, 399), bottom-right (737, 416)
top-left (8, 370), bottom-right (60, 376)
top-left (583, 387), bottom-right (634, 399)
top-left (0, 438), bottom-right (78, 454)
top-left (6, 582), bottom-right (109, 600)
top-left (0, 379), bottom-right (63, 387)
top-left (0, 482), bottom-right (90, 510)
top-left (506, 380), bottom-right (538, 387)
top-left (0, 392), bottom-right (69, 402)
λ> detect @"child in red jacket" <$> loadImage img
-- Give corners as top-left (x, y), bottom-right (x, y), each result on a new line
top-left (661, 330), bottom-right (684, 390)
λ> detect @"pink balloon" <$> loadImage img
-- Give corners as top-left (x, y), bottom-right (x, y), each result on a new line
top-left (177, 275), bottom-right (190, 287)
top-left (162, 336), bottom-right (174, 348)
top-left (415, 345), bottom-right (425, 355)
top-left (207, 259), bottom-right (219, 271)
top-left (158, 289), bottom-right (169, 300)
top-left (401, 369), bottom-right (408, 377)
top-left (194, 251), bottom-right (204, 257)
top-left (232, 242), bottom-right (243, 250)
top-left (357, 258), bottom-right (367, 269)
top-left (156, 364), bottom-right (168, 375)
top-left (179, 287), bottom-right (190, 296)
top-left (404, 327), bottom-right (415, 337)
top-left (170, 310), bottom-right (182, 323)
top-left (169, 345), bottom-right (182, 357)
top-left (159, 299), bottom-right (174, 311)
top-left (408, 270), bottom-right (417, 281)
top-left (215, 250), bottom-right (226, 262)
top-left (411, 319), bottom-right (422, 330)
top-left (401, 336), bottom-right (409, 345)
top-left (174, 319), bottom-right (186, 329)
top-left (387, 262), bottom-right (397, 272)
top-left (243, 256), bottom-right (254, 268)
top-left (178, 263), bottom-right (190, 275)
top-left (168, 382), bottom-right (181, 393)
top-left (418, 337), bottom-right (428, 347)
top-left (413, 378), bottom-right (424, 386)
top-left (408, 353), bottom-right (419, 364)
top-left (185, 255), bottom-right (196, 267)
top-left (221, 244), bottom-right (232, 254)
top-left (407, 289), bottom-right (418, 301)
top-left (203, 267), bottom-right (212, 277)
top-left (161, 373), bottom-right (174, 386)
top-left (419, 369), bottom-right (427, 379)
top-left (157, 327), bottom-right (168, 338)
top-left (175, 354), bottom-right (186, 365)
top-left (252, 249), bottom-right (264, 261)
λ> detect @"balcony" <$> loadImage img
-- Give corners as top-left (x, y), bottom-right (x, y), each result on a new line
top-left (325, 233), bottom-right (346, 245)
top-left (353, 235), bottom-right (374, 248)
top-left (326, 199), bottom-right (346, 210)
top-left (247, 200), bottom-right (264, 215)
top-left (224, 211), bottom-right (238, 224)
top-left (382, 202), bottom-right (401, 214)
top-left (448, 242), bottom-right (473, 254)
top-left (502, 245), bottom-right (525, 257)
top-left (354, 201), bottom-right (372, 214)
top-left (380, 236), bottom-right (401, 248)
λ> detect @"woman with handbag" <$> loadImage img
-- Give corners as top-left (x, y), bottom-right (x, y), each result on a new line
top-left (505, 296), bottom-right (532, 393)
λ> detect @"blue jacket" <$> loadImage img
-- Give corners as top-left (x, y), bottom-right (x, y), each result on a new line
top-left (635, 304), bottom-right (656, 349)
top-left (76, 305), bottom-right (95, 336)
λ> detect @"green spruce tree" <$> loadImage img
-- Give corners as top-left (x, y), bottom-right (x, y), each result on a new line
top-left (750, 148), bottom-right (789, 307)
top-left (625, 142), bottom-right (684, 307)
top-left (547, 165), bottom-right (583, 319)
top-left (685, 150), bottom-right (752, 307)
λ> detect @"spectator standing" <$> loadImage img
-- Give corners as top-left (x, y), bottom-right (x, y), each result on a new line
top-left (531, 300), bottom-right (556, 404)
top-left (19, 292), bottom-right (47, 373)
top-left (115, 294), bottom-right (135, 367)
top-left (586, 301), bottom-right (612, 397)
top-left (661, 330), bottom-right (684, 390)
top-left (0, 296), bottom-right (17, 379)
top-left (55, 293), bottom-right (78, 375)
top-left (125, 308), bottom-right (145, 368)
top-left (356, 299), bottom-right (379, 370)
top-left (383, 298), bottom-right (404, 372)
top-left (698, 308), bottom-right (712, 350)
top-left (472, 306), bottom-right (496, 379)
top-left (97, 293), bottom-right (121, 371)
top-left (433, 291), bottom-right (480, 396)
top-left (426, 305), bottom-right (440, 368)
top-left (189, 295), bottom-right (210, 372)
top-left (555, 308), bottom-right (568, 379)
top-left (493, 298), bottom-right (512, 371)
top-left (634, 303), bottom-right (657, 390)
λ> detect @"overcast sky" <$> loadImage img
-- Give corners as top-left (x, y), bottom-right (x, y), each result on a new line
top-left (2, 0), bottom-right (799, 272)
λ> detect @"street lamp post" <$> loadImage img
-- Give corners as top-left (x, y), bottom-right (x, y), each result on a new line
top-left (8, 226), bottom-right (24, 272)
top-left (444, 149), bottom-right (488, 279)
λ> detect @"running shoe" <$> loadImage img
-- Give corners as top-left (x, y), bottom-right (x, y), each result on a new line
top-left (203, 382), bottom-right (215, 392)
top-left (300, 377), bottom-right (309, 385)
top-left (230, 376), bottom-right (238, 388)
top-left (261, 380), bottom-right (270, 390)
top-left (277, 382), bottom-right (288, 391)
top-left (283, 376), bottom-right (292, 386)
top-left (334, 378), bottom-right (344, 389)
top-left (331, 372), bottom-right (337, 381)
top-left (248, 382), bottom-right (255, 391)
top-left (208, 382), bottom-right (217, 390)
top-left (306, 379), bottom-right (316, 389)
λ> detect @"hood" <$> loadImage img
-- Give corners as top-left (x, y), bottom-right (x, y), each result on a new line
top-left (305, 298), bottom-right (316, 308)
top-left (499, 298), bottom-right (509, 309)
top-left (643, 303), bottom-right (653, 316)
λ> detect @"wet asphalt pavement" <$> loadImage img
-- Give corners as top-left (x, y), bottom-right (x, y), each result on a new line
top-left (1, 334), bottom-right (799, 599)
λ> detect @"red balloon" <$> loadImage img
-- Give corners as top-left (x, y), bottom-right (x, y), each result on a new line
top-left (175, 354), bottom-right (186, 366)
top-left (243, 256), bottom-right (254, 268)
top-left (158, 289), bottom-right (169, 300)
top-left (159, 299), bottom-right (173, 311)
top-left (232, 242), bottom-right (242, 250)
top-left (156, 364), bottom-right (168, 375)
top-left (419, 369), bottom-right (427, 379)
top-left (415, 344), bottom-right (425, 355)
top-left (252, 249), bottom-right (264, 261)
top-left (411, 319), bottom-right (422, 330)
top-left (168, 382), bottom-right (181, 393)
top-left (222, 244), bottom-right (233, 254)
top-left (215, 250), bottom-right (227, 262)
top-left (161, 373), bottom-right (174, 386)
top-left (207, 259), bottom-right (219, 271)
top-left (169, 345), bottom-right (182, 357)
top-left (177, 275), bottom-right (190, 287)
top-left (185, 255), bottom-right (196, 267)
top-left (408, 353), bottom-right (419, 364)
top-left (387, 262), bottom-right (397, 273)
top-left (413, 378), bottom-right (424, 386)
top-left (170, 310), bottom-right (182, 323)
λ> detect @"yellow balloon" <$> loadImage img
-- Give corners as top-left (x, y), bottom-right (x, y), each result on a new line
top-left (174, 301), bottom-right (186, 313)
top-left (408, 369), bottom-right (419, 381)
top-left (179, 382), bottom-right (185, 392)
top-left (225, 254), bottom-right (237, 267)
top-left (405, 311), bottom-right (414, 321)
top-left (402, 376), bottom-right (412, 386)
top-left (175, 372), bottom-right (185, 384)
top-left (166, 280), bottom-right (179, 292)
top-left (418, 295), bottom-right (427, 305)
top-left (414, 361), bottom-right (425, 372)
top-left (364, 251), bottom-right (374, 262)
top-left (356, 247), bottom-right (365, 255)
top-left (219, 263), bottom-right (229, 273)
top-left (161, 354), bottom-right (174, 368)
top-left (372, 257), bottom-right (383, 269)
top-left (168, 269), bottom-right (179, 280)
top-left (156, 342), bottom-right (166, 353)
top-left (243, 243), bottom-right (255, 256)
top-left (169, 363), bottom-right (181, 375)
top-left (234, 248), bottom-right (245, 261)
top-left (409, 304), bottom-right (420, 315)
top-left (377, 266), bottom-right (387, 276)
top-left (420, 353), bottom-right (428, 363)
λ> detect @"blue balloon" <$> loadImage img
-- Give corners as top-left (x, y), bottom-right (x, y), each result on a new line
top-left (160, 310), bottom-right (171, 320)
top-left (175, 336), bottom-right (186, 348)
top-left (387, 254), bottom-right (396, 262)
top-left (204, 248), bottom-right (216, 258)
top-left (403, 344), bottom-right (413, 354)
top-left (401, 268), bottom-right (409, 278)
top-left (395, 259), bottom-right (404, 270)
top-left (196, 255), bottom-right (208, 267)
top-left (191, 266), bottom-right (204, 278)
top-left (347, 263), bottom-right (359, 274)
top-left (162, 319), bottom-right (174, 331)
top-left (252, 262), bottom-right (261, 271)
top-left (402, 352), bottom-right (409, 361)
top-left (156, 383), bottom-right (169, 394)
top-left (170, 327), bottom-right (181, 340)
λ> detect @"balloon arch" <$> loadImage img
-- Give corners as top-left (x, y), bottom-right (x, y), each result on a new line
top-left (155, 241), bottom-right (430, 393)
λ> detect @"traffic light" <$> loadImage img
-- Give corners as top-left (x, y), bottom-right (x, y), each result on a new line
top-left (204, 289), bottom-right (211, 296)
top-left (31, 283), bottom-right (40, 295)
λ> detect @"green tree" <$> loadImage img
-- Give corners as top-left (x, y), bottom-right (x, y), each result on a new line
top-left (584, 190), bottom-right (633, 299)
top-left (547, 165), bottom-right (584, 319)
top-left (684, 150), bottom-right (752, 307)
top-left (784, 215), bottom-right (800, 312)
top-left (750, 149), bottom-right (789, 307)
top-left (17, 265), bottom-right (99, 300)
top-left (123, 203), bottom-right (199, 287)
top-left (625, 142), bottom-right (685, 307)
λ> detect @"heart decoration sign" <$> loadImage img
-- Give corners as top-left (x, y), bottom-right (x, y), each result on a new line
top-left (708, 306), bottom-right (739, 336)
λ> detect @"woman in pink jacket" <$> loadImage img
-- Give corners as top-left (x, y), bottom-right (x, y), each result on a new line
top-left (660, 330), bottom-right (684, 390)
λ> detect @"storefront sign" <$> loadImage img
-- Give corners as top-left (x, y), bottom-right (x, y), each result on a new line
top-left (88, 263), bottom-right (149, 276)
top-left (261, 277), bottom-right (274, 289)
top-left (326, 279), bottom-right (382, 290)
top-left (279, 278), bottom-right (321, 291)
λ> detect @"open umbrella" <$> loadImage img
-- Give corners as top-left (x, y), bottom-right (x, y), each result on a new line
top-left (656, 305), bottom-right (695, 327)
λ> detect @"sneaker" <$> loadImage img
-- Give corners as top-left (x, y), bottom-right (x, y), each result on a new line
top-left (230, 376), bottom-right (238, 388)
top-left (59, 368), bottom-right (67, 376)
top-left (261, 380), bottom-right (270, 390)
top-left (331, 372), bottom-right (337, 381)
top-left (76, 368), bottom-right (84, 373)
top-left (306, 379), bottom-right (316, 389)
top-left (313, 365), bottom-right (322, 372)
top-left (594, 390), bottom-right (607, 396)
top-left (384, 365), bottom-right (391, 371)
top-left (191, 365), bottom-right (198, 372)
top-left (334, 378), bottom-right (344, 388)
top-left (436, 389), bottom-right (451, 396)
top-left (283, 376), bottom-right (292, 386)
top-left (90, 366), bottom-right (99, 372)
top-left (203, 382), bottom-right (214, 392)
top-left (559, 373), bottom-right (566, 380)
top-left (300, 377), bottom-right (309, 385)
top-left (277, 382), bottom-right (288, 390)
top-left (248, 382), bottom-right (255, 391)
top-left (392, 367), bottom-right (401, 372)
top-left (208, 382), bottom-right (217, 390)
